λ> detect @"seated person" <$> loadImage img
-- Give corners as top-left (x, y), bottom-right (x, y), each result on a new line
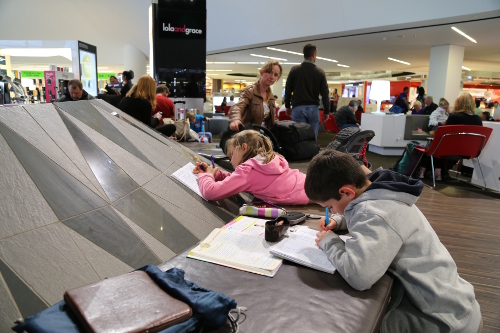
top-left (411, 100), bottom-right (424, 114)
top-left (422, 96), bottom-right (438, 115)
top-left (154, 85), bottom-right (175, 119)
top-left (57, 79), bottom-right (95, 102)
top-left (334, 100), bottom-right (359, 130)
top-left (226, 95), bottom-right (236, 106)
top-left (474, 99), bottom-right (482, 116)
top-left (104, 76), bottom-right (120, 95)
top-left (480, 111), bottom-right (494, 122)
top-left (187, 111), bottom-right (210, 133)
top-left (193, 130), bottom-right (310, 204)
top-left (306, 150), bottom-right (482, 333)
top-left (427, 98), bottom-right (449, 136)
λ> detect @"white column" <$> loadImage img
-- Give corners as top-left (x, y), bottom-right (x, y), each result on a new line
top-left (427, 45), bottom-right (464, 106)
top-left (271, 76), bottom-right (285, 104)
top-left (124, 44), bottom-right (148, 79)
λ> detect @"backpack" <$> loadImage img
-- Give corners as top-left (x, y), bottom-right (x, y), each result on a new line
top-left (390, 141), bottom-right (425, 176)
top-left (271, 121), bottom-right (319, 161)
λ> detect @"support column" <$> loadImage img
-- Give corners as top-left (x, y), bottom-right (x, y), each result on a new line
top-left (124, 44), bottom-right (148, 79)
top-left (427, 45), bottom-right (464, 106)
top-left (271, 77), bottom-right (284, 104)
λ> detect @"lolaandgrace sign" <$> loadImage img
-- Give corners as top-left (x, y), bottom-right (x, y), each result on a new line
top-left (162, 23), bottom-right (202, 35)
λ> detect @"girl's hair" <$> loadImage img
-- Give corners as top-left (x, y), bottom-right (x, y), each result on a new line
top-left (126, 75), bottom-right (157, 110)
top-left (438, 98), bottom-right (449, 107)
top-left (225, 130), bottom-right (276, 164)
top-left (452, 93), bottom-right (475, 115)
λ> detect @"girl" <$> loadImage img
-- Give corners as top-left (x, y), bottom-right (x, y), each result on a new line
top-left (193, 130), bottom-right (309, 204)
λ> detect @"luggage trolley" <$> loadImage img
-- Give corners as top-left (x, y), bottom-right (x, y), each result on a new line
top-left (173, 100), bottom-right (186, 120)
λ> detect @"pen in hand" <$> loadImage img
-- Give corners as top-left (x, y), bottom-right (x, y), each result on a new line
top-left (325, 207), bottom-right (329, 227)
top-left (211, 156), bottom-right (215, 168)
top-left (194, 156), bottom-right (205, 171)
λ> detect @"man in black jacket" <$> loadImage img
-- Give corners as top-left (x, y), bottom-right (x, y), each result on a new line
top-left (285, 44), bottom-right (329, 139)
top-left (423, 96), bottom-right (438, 115)
top-left (57, 79), bottom-right (95, 102)
top-left (335, 100), bottom-right (360, 130)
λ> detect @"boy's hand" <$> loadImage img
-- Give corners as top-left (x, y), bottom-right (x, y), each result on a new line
top-left (193, 162), bottom-right (209, 174)
top-left (315, 230), bottom-right (333, 246)
top-left (205, 117), bottom-right (210, 122)
top-left (318, 216), bottom-right (337, 232)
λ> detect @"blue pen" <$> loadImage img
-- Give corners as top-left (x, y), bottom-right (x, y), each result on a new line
top-left (325, 207), bottom-right (329, 227)
top-left (211, 156), bottom-right (215, 168)
top-left (195, 156), bottom-right (205, 171)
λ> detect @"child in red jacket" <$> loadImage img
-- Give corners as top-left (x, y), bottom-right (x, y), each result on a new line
top-left (193, 130), bottom-right (309, 204)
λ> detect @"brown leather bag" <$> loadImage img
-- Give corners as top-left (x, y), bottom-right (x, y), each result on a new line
top-left (64, 271), bottom-right (192, 333)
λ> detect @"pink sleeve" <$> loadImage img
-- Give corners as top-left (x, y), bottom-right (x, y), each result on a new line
top-left (197, 166), bottom-right (251, 201)
top-left (215, 169), bottom-right (231, 181)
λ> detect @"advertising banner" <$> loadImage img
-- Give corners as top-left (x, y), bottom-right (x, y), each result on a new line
top-left (78, 41), bottom-right (98, 97)
top-left (44, 71), bottom-right (56, 102)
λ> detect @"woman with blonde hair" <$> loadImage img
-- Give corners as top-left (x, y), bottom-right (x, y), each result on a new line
top-left (427, 98), bottom-right (450, 136)
top-left (118, 75), bottom-right (176, 136)
top-left (446, 93), bottom-right (483, 126)
top-left (228, 60), bottom-right (283, 131)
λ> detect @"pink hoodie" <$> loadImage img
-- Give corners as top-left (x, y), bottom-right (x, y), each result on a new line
top-left (197, 155), bottom-right (309, 205)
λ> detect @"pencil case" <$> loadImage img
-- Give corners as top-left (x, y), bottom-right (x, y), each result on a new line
top-left (265, 217), bottom-right (291, 242)
top-left (239, 202), bottom-right (286, 219)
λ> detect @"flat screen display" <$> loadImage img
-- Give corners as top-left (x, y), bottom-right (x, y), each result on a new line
top-left (78, 41), bottom-right (98, 97)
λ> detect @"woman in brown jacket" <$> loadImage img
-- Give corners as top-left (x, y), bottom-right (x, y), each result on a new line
top-left (228, 60), bottom-right (283, 131)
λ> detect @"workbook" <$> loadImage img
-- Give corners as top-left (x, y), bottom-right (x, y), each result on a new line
top-left (270, 227), bottom-right (351, 274)
top-left (187, 227), bottom-right (283, 277)
top-left (171, 162), bottom-right (204, 199)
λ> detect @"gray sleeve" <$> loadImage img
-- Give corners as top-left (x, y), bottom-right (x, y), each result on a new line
top-left (331, 213), bottom-right (347, 231)
top-left (319, 212), bottom-right (403, 290)
top-left (428, 111), bottom-right (438, 126)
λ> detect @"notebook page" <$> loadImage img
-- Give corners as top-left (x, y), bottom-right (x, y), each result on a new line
top-left (171, 163), bottom-right (204, 198)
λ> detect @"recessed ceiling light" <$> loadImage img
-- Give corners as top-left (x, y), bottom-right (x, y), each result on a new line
top-left (206, 62), bottom-right (213, 64)
top-left (317, 57), bottom-right (338, 63)
top-left (266, 47), bottom-right (302, 56)
top-left (237, 62), bottom-right (259, 64)
top-left (337, 64), bottom-right (350, 68)
top-left (327, 81), bottom-right (341, 84)
top-left (451, 27), bottom-right (477, 43)
top-left (388, 57), bottom-right (410, 65)
top-left (213, 62), bottom-right (235, 64)
top-left (462, 66), bottom-right (471, 71)
top-left (284, 62), bottom-right (301, 65)
top-left (250, 54), bottom-right (287, 61)
top-left (215, 70), bottom-right (232, 71)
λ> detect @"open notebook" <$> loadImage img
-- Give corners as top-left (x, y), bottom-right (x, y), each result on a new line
top-left (171, 162), bottom-right (204, 199)
top-left (270, 226), bottom-right (351, 274)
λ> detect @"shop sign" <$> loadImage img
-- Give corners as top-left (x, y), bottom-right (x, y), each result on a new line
top-left (21, 71), bottom-right (45, 79)
top-left (158, 10), bottom-right (206, 40)
top-left (0, 55), bottom-right (6, 65)
top-left (98, 72), bottom-right (116, 80)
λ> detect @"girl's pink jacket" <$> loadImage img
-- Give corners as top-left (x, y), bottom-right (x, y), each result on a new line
top-left (197, 155), bottom-right (309, 205)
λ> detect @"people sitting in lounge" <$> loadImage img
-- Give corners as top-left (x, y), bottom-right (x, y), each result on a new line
top-left (104, 76), bottom-right (120, 95)
top-left (118, 75), bottom-right (176, 137)
top-left (57, 79), bottom-right (95, 102)
top-left (306, 150), bottom-right (482, 333)
top-left (226, 95), bottom-right (235, 107)
top-left (422, 96), bottom-right (438, 115)
top-left (418, 93), bottom-right (483, 180)
top-left (411, 100), bottom-right (424, 114)
top-left (120, 70), bottom-right (134, 98)
top-left (428, 98), bottom-right (449, 136)
top-left (334, 100), bottom-right (359, 130)
top-left (221, 97), bottom-right (227, 109)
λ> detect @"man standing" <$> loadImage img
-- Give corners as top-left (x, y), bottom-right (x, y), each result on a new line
top-left (57, 79), bottom-right (95, 102)
top-left (154, 85), bottom-right (175, 119)
top-left (423, 96), bottom-right (438, 115)
top-left (335, 100), bottom-right (359, 130)
top-left (285, 44), bottom-right (329, 139)
top-left (396, 87), bottom-right (410, 114)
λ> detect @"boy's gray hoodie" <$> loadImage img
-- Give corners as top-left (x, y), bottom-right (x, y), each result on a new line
top-left (319, 170), bottom-right (481, 333)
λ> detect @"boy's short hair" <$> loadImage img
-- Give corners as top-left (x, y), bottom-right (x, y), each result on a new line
top-left (186, 112), bottom-right (196, 123)
top-left (305, 150), bottom-right (368, 201)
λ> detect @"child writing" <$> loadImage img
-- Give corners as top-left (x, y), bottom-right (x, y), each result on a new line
top-left (187, 112), bottom-right (210, 133)
top-left (305, 150), bottom-right (481, 333)
top-left (192, 130), bottom-right (309, 204)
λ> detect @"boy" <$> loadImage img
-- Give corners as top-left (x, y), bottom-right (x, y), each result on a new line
top-left (304, 150), bottom-right (481, 333)
top-left (187, 112), bottom-right (210, 133)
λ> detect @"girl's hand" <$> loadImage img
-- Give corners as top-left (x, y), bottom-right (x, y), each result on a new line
top-left (206, 165), bottom-right (219, 177)
top-left (193, 162), bottom-right (209, 174)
